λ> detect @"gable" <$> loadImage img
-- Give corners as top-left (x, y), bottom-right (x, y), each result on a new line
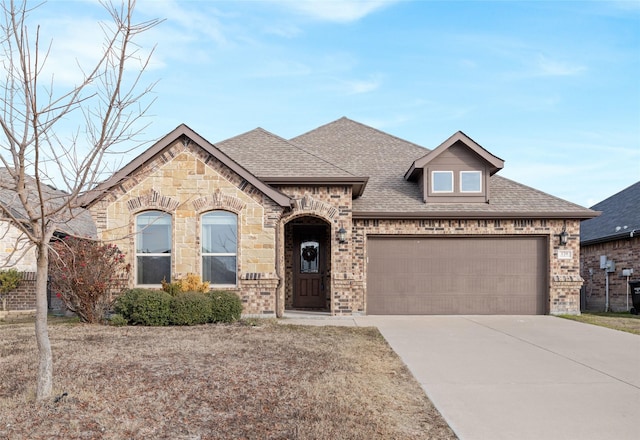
top-left (80, 124), bottom-right (291, 209)
top-left (405, 131), bottom-right (504, 204)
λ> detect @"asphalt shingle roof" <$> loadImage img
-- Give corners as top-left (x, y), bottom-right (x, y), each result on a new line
top-left (580, 181), bottom-right (640, 243)
top-left (215, 127), bottom-right (357, 179)
top-left (290, 117), bottom-right (594, 217)
top-left (0, 168), bottom-right (97, 239)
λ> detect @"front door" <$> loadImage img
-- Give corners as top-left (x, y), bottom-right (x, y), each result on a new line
top-left (293, 226), bottom-right (326, 309)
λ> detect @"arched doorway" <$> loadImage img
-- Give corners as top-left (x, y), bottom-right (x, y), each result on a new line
top-left (284, 216), bottom-right (331, 311)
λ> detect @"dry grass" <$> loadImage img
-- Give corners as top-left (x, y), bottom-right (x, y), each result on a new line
top-left (559, 312), bottom-right (640, 335)
top-left (0, 319), bottom-right (456, 440)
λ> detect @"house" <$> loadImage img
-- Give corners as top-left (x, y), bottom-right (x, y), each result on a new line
top-left (0, 168), bottom-right (97, 312)
top-left (580, 182), bottom-right (639, 312)
top-left (81, 117), bottom-right (596, 316)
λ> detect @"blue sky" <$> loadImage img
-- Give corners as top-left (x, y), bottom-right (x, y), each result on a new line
top-left (32, 0), bottom-right (640, 207)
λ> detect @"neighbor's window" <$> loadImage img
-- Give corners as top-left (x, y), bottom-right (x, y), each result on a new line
top-left (202, 211), bottom-right (237, 286)
top-left (136, 210), bottom-right (171, 285)
top-left (432, 171), bottom-right (454, 192)
top-left (460, 171), bottom-right (482, 192)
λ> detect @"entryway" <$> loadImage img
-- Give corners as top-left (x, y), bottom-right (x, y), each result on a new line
top-left (284, 218), bottom-right (331, 312)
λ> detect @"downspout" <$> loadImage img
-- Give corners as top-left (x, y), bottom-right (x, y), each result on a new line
top-left (605, 270), bottom-right (610, 313)
top-left (275, 220), bottom-right (282, 318)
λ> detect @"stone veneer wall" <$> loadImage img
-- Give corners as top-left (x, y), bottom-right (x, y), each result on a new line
top-left (89, 137), bottom-right (285, 315)
top-left (352, 218), bottom-right (582, 315)
top-left (581, 236), bottom-right (639, 312)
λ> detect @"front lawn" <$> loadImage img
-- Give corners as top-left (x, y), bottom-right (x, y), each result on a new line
top-left (0, 320), bottom-right (456, 439)
top-left (559, 312), bottom-right (640, 335)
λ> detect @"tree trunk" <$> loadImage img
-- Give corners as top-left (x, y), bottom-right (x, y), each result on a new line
top-left (35, 243), bottom-right (52, 402)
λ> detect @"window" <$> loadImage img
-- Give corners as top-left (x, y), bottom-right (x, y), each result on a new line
top-left (432, 171), bottom-right (453, 192)
top-left (136, 211), bottom-right (171, 285)
top-left (202, 211), bottom-right (237, 285)
top-left (300, 241), bottom-right (320, 273)
top-left (461, 171), bottom-right (482, 192)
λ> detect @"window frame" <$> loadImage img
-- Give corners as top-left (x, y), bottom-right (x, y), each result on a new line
top-left (201, 210), bottom-right (238, 287)
top-left (432, 170), bottom-right (454, 193)
top-left (460, 170), bottom-right (482, 193)
top-left (135, 210), bottom-right (172, 287)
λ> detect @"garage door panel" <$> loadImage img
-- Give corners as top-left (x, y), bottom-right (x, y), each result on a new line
top-left (367, 237), bottom-right (547, 315)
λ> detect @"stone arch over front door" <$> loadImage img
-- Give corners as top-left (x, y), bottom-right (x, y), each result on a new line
top-left (283, 216), bottom-right (331, 312)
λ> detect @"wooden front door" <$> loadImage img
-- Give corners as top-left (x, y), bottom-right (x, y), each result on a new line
top-left (293, 226), bottom-right (327, 309)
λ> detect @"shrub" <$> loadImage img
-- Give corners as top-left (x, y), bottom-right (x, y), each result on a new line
top-left (207, 290), bottom-right (242, 323)
top-left (0, 268), bottom-right (21, 310)
top-left (161, 273), bottom-right (210, 296)
top-left (115, 289), bottom-right (172, 326)
top-left (49, 237), bottom-right (130, 323)
top-left (109, 314), bottom-right (128, 327)
top-left (160, 277), bottom-right (182, 296)
top-left (170, 292), bottom-right (211, 326)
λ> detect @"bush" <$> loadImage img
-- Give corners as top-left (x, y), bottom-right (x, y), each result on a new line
top-left (0, 268), bottom-right (21, 310)
top-left (109, 314), bottom-right (128, 327)
top-left (49, 237), bottom-right (130, 323)
top-left (207, 290), bottom-right (242, 323)
top-left (170, 292), bottom-right (211, 326)
top-left (161, 273), bottom-right (209, 296)
top-left (115, 289), bottom-right (172, 326)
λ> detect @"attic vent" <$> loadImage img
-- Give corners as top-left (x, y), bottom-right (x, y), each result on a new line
top-left (239, 179), bottom-right (248, 191)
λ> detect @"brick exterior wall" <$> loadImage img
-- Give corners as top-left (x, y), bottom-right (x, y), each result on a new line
top-left (581, 236), bottom-right (639, 312)
top-left (276, 185), bottom-right (353, 316)
top-left (2, 271), bottom-right (36, 311)
top-left (352, 218), bottom-right (582, 315)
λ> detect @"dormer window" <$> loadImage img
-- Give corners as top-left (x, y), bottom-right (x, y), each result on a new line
top-left (460, 171), bottom-right (482, 193)
top-left (432, 171), bottom-right (454, 193)
top-left (404, 131), bottom-right (505, 204)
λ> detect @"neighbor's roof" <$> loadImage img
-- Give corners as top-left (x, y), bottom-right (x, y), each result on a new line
top-left (291, 117), bottom-right (596, 219)
top-left (580, 181), bottom-right (640, 245)
top-left (0, 168), bottom-right (97, 238)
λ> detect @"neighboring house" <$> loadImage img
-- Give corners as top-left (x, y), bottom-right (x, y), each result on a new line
top-left (0, 168), bottom-right (97, 311)
top-left (580, 182), bottom-right (640, 312)
top-left (81, 117), bottom-right (597, 316)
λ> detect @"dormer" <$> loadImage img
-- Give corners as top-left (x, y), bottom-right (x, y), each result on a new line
top-left (405, 131), bottom-right (504, 203)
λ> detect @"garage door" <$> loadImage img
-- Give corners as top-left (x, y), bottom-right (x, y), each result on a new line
top-left (367, 236), bottom-right (547, 315)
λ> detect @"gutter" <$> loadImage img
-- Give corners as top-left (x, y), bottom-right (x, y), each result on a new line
top-left (581, 229), bottom-right (639, 247)
top-left (353, 210), bottom-right (600, 220)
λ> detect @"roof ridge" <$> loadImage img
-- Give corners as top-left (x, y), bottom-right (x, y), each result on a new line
top-left (299, 116), bottom-right (430, 152)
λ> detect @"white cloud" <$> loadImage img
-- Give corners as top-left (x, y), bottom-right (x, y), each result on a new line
top-left (535, 54), bottom-right (587, 77)
top-left (273, 0), bottom-right (398, 23)
top-left (341, 74), bottom-right (383, 94)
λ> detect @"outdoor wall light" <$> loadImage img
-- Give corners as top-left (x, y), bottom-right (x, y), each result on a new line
top-left (337, 226), bottom-right (347, 244)
top-left (557, 228), bottom-right (569, 246)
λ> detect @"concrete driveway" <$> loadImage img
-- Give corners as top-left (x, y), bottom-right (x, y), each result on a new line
top-left (354, 315), bottom-right (640, 440)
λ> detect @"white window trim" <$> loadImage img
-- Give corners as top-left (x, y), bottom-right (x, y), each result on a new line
top-left (201, 211), bottom-right (238, 287)
top-left (432, 170), bottom-right (454, 193)
top-left (135, 211), bottom-right (172, 287)
top-left (460, 170), bottom-right (482, 193)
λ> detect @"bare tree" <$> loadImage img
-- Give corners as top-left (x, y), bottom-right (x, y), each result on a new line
top-left (0, 0), bottom-right (160, 401)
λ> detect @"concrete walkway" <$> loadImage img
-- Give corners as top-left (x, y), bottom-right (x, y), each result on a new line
top-left (279, 314), bottom-right (640, 440)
